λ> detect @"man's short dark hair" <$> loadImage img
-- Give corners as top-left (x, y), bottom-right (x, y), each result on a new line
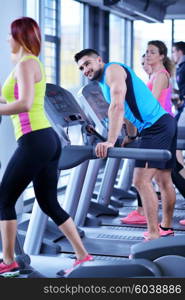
top-left (74, 49), bottom-right (100, 63)
top-left (173, 41), bottom-right (185, 55)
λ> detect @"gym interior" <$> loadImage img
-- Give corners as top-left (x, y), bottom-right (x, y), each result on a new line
top-left (0, 0), bottom-right (185, 279)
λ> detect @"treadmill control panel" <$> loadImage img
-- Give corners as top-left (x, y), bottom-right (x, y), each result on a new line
top-left (45, 83), bottom-right (89, 127)
top-left (82, 81), bottom-right (109, 124)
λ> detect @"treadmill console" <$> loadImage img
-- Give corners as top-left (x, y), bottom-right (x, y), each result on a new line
top-left (45, 83), bottom-right (89, 128)
top-left (80, 81), bottom-right (109, 127)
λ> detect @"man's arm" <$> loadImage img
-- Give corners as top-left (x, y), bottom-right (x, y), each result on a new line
top-left (95, 64), bottom-right (126, 158)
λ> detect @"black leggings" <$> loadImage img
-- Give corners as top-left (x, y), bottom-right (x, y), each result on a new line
top-left (171, 158), bottom-right (185, 198)
top-left (0, 128), bottom-right (69, 226)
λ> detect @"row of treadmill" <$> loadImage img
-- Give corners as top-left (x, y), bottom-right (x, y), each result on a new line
top-left (2, 81), bottom-right (185, 278)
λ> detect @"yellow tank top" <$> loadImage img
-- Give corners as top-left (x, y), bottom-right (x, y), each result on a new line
top-left (2, 55), bottom-right (51, 140)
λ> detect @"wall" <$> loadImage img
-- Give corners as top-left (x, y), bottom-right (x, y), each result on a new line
top-left (0, 0), bottom-right (24, 179)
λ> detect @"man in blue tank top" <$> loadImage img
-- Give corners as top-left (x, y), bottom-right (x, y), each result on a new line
top-left (74, 49), bottom-right (177, 241)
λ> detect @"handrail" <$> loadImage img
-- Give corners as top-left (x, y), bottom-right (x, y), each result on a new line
top-left (59, 145), bottom-right (171, 170)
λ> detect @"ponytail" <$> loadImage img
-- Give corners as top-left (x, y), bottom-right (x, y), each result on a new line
top-left (163, 56), bottom-right (175, 77)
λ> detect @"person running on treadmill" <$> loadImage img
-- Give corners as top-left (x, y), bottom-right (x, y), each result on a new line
top-left (122, 40), bottom-right (175, 226)
top-left (122, 40), bottom-right (185, 227)
top-left (120, 53), bottom-right (153, 225)
top-left (74, 48), bottom-right (177, 240)
top-left (0, 17), bottom-right (93, 276)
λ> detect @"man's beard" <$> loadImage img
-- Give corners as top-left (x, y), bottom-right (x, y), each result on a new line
top-left (89, 69), bottom-right (102, 81)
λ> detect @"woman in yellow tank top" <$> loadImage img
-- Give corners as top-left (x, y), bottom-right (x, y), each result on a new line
top-left (0, 17), bottom-right (92, 276)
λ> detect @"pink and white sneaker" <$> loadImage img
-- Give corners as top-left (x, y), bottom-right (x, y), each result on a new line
top-left (179, 219), bottom-right (185, 226)
top-left (64, 254), bottom-right (94, 275)
top-left (120, 210), bottom-right (147, 225)
top-left (0, 261), bottom-right (20, 277)
top-left (143, 225), bottom-right (174, 240)
top-left (159, 226), bottom-right (174, 237)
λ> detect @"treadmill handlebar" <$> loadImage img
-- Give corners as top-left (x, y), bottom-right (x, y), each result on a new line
top-left (104, 147), bottom-right (171, 161)
top-left (59, 145), bottom-right (171, 170)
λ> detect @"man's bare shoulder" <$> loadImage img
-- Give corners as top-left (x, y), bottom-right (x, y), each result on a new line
top-left (106, 63), bottom-right (127, 79)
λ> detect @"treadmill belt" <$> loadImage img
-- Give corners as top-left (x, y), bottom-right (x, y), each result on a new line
top-left (99, 206), bottom-right (185, 231)
top-left (54, 226), bottom-right (144, 257)
top-left (116, 194), bottom-right (185, 209)
top-left (98, 207), bottom-right (146, 229)
top-left (173, 195), bottom-right (185, 210)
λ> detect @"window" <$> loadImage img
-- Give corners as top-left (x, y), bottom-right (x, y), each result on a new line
top-left (44, 0), bottom-right (57, 36)
top-left (25, 0), bottom-right (39, 21)
top-left (60, 0), bottom-right (83, 94)
top-left (133, 20), bottom-right (172, 82)
top-left (109, 14), bottom-right (125, 62)
top-left (44, 41), bottom-right (57, 84)
top-left (174, 19), bottom-right (185, 42)
top-left (44, 0), bottom-right (59, 84)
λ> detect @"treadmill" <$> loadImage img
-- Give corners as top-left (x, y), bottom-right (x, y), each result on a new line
top-left (23, 83), bottom-right (172, 261)
top-left (78, 83), bottom-right (185, 234)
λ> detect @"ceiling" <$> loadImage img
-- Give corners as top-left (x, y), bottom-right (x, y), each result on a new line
top-left (166, 0), bottom-right (185, 18)
top-left (80, 0), bottom-right (185, 22)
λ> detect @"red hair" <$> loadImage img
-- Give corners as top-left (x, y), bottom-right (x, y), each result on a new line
top-left (11, 17), bottom-right (41, 56)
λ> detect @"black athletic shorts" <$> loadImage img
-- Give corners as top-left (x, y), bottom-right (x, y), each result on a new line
top-left (135, 114), bottom-right (177, 169)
